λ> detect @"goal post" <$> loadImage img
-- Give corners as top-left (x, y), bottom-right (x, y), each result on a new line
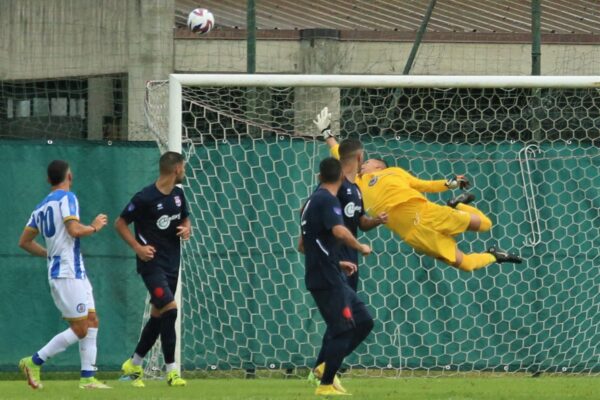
top-left (149, 74), bottom-right (600, 377)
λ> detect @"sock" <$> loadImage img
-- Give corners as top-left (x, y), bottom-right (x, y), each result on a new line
top-left (79, 327), bottom-right (97, 376)
top-left (37, 328), bottom-right (79, 361)
top-left (456, 203), bottom-right (493, 231)
top-left (321, 330), bottom-right (354, 385)
top-left (314, 327), bottom-right (332, 369)
top-left (166, 362), bottom-right (177, 373)
top-left (132, 353), bottom-right (144, 366)
top-left (459, 253), bottom-right (496, 272)
top-left (134, 316), bottom-right (162, 359)
top-left (160, 309), bottom-right (178, 364)
top-left (32, 353), bottom-right (44, 366)
top-left (344, 319), bottom-right (374, 357)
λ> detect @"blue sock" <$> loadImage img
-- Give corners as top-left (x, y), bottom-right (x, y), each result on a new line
top-left (81, 370), bottom-right (95, 378)
top-left (32, 352), bottom-right (44, 366)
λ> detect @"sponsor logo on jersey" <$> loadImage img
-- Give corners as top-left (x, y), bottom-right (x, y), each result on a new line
top-left (157, 213), bottom-right (181, 230)
top-left (174, 195), bottom-right (182, 207)
top-left (333, 207), bottom-right (342, 216)
top-left (157, 203), bottom-right (164, 210)
top-left (344, 201), bottom-right (362, 218)
top-left (368, 176), bottom-right (378, 186)
top-left (127, 203), bottom-right (135, 212)
top-left (346, 188), bottom-right (352, 195)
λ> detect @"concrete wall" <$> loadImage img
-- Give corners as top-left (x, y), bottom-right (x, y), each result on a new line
top-left (0, 0), bottom-right (129, 80)
top-left (175, 39), bottom-right (600, 75)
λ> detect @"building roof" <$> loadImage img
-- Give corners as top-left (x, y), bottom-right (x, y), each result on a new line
top-left (175, 0), bottom-right (600, 34)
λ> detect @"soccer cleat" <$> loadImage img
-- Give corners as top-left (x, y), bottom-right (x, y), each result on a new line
top-left (307, 369), bottom-right (320, 387)
top-left (313, 362), bottom-right (347, 393)
top-left (19, 356), bottom-right (43, 390)
top-left (131, 378), bottom-right (146, 388)
top-left (488, 247), bottom-right (523, 264)
top-left (315, 384), bottom-right (351, 396)
top-left (121, 358), bottom-right (144, 387)
top-left (167, 370), bottom-right (187, 386)
top-left (79, 377), bottom-right (112, 389)
top-left (447, 192), bottom-right (476, 208)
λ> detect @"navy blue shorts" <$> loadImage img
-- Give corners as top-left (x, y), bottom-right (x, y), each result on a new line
top-left (140, 268), bottom-right (178, 309)
top-left (310, 284), bottom-right (372, 337)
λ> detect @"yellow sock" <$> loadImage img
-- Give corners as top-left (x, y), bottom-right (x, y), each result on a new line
top-left (459, 253), bottom-right (496, 272)
top-left (456, 203), bottom-right (493, 231)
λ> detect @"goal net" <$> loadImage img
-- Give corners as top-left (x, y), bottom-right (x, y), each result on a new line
top-left (145, 75), bottom-right (599, 377)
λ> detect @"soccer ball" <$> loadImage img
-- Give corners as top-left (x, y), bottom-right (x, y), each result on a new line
top-left (187, 8), bottom-right (215, 34)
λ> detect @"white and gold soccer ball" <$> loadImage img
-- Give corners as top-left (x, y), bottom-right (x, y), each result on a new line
top-left (187, 8), bottom-right (215, 34)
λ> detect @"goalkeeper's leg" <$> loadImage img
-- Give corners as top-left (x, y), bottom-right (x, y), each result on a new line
top-left (447, 192), bottom-right (492, 232)
top-left (456, 203), bottom-right (492, 232)
top-left (455, 249), bottom-right (496, 272)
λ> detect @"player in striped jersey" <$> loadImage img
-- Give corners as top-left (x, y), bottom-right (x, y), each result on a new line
top-left (17, 160), bottom-right (110, 389)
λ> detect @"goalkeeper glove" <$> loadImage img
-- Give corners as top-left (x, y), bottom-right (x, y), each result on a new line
top-left (313, 106), bottom-right (334, 139)
top-left (445, 175), bottom-right (471, 189)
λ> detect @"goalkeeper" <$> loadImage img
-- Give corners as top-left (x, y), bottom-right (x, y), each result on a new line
top-left (314, 107), bottom-right (522, 272)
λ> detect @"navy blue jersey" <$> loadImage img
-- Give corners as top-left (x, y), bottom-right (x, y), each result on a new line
top-left (301, 188), bottom-right (346, 290)
top-left (337, 178), bottom-right (365, 266)
top-left (120, 184), bottom-right (189, 274)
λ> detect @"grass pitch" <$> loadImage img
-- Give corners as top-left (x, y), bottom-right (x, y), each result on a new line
top-left (0, 376), bottom-right (598, 400)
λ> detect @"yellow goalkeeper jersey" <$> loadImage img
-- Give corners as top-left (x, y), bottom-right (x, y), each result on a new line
top-left (331, 144), bottom-right (448, 215)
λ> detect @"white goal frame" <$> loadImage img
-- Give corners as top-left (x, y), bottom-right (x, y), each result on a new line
top-left (167, 73), bottom-right (600, 374)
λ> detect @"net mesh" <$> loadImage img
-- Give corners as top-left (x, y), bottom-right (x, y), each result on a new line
top-left (145, 80), bottom-right (600, 377)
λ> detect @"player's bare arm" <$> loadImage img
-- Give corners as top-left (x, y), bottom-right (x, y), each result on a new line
top-left (176, 217), bottom-right (192, 240)
top-left (65, 213), bottom-right (108, 238)
top-left (114, 217), bottom-right (156, 261)
top-left (18, 229), bottom-right (47, 257)
top-left (359, 212), bottom-right (388, 231)
top-left (332, 224), bottom-right (371, 256)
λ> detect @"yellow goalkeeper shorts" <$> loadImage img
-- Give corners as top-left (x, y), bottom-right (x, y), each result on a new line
top-left (386, 199), bottom-right (471, 264)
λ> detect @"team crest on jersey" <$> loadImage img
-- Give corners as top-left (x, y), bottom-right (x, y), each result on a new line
top-left (76, 303), bottom-right (86, 313)
top-left (368, 176), bottom-right (379, 186)
top-left (174, 195), bottom-right (181, 207)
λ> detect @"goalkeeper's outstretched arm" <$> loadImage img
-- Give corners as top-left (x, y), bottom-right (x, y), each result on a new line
top-left (405, 170), bottom-right (471, 193)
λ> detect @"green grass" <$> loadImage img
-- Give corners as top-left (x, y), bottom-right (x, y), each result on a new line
top-left (0, 377), bottom-right (599, 400)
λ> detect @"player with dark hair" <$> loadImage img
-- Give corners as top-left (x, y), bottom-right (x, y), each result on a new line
top-left (115, 151), bottom-right (191, 387)
top-left (300, 157), bottom-right (375, 396)
top-left (306, 116), bottom-right (388, 388)
top-left (314, 107), bottom-right (522, 272)
top-left (18, 160), bottom-right (110, 389)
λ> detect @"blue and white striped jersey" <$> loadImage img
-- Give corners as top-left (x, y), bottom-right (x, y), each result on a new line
top-left (26, 190), bottom-right (86, 280)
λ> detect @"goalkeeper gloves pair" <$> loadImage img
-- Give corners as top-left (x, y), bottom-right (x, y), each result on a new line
top-left (313, 107), bottom-right (335, 139)
top-left (314, 106), bottom-right (470, 190)
top-left (445, 175), bottom-right (470, 190)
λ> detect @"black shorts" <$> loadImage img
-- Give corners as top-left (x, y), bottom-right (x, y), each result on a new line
top-left (310, 284), bottom-right (372, 337)
top-left (141, 268), bottom-right (178, 309)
